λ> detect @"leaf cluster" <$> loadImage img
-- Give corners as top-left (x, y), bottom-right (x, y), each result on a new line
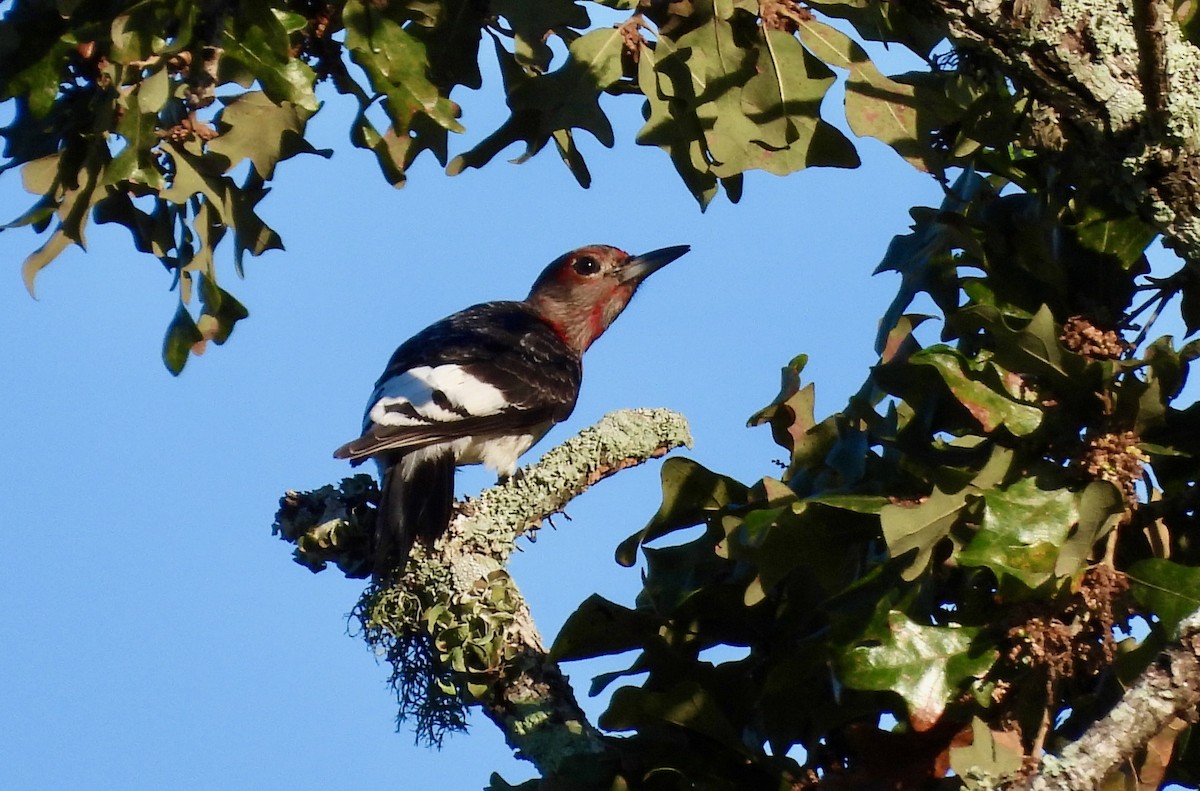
top-left (538, 172), bottom-right (1200, 789)
top-left (0, 0), bottom-right (988, 372)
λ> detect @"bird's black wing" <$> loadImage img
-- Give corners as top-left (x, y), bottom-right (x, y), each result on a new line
top-left (333, 301), bottom-right (582, 462)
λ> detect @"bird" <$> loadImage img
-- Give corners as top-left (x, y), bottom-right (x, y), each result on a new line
top-left (333, 243), bottom-right (690, 579)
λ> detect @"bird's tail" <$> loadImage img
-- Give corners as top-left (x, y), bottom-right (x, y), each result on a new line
top-left (374, 451), bottom-right (456, 581)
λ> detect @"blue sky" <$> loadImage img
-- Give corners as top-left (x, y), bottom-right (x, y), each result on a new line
top-left (1, 33), bottom-right (1009, 789)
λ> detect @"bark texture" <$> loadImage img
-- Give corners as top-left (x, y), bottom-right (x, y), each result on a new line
top-left (364, 408), bottom-right (694, 777)
top-left (912, 0), bottom-right (1200, 261)
top-left (1029, 609), bottom-right (1200, 790)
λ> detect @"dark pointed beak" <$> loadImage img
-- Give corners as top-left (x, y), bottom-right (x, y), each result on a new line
top-left (618, 245), bottom-right (690, 284)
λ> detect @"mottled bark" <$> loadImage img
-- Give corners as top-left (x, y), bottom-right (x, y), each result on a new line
top-left (1027, 608), bottom-right (1200, 790)
top-left (911, 0), bottom-right (1200, 261)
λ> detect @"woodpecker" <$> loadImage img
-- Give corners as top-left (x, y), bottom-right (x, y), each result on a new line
top-left (334, 243), bottom-right (690, 578)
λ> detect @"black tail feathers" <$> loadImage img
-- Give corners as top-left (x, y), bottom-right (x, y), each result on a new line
top-left (373, 451), bottom-right (456, 580)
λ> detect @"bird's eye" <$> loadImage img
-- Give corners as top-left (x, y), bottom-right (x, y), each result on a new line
top-left (573, 257), bottom-right (601, 276)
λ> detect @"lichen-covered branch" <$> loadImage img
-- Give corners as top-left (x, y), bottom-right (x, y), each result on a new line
top-left (275, 408), bottom-right (693, 777)
top-left (1025, 607), bottom-right (1200, 790)
top-left (910, 0), bottom-right (1200, 261)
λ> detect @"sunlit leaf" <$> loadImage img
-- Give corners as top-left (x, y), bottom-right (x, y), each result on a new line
top-left (344, 0), bottom-right (459, 132)
top-left (20, 227), bottom-right (72, 297)
top-left (636, 38), bottom-right (719, 207)
top-left (198, 273), bottom-right (249, 345)
top-left (208, 92), bottom-right (329, 179)
top-left (223, 4), bottom-right (318, 112)
top-left (797, 19), bottom-right (923, 170)
top-left (838, 609), bottom-right (996, 731)
top-left (910, 347), bottom-right (1043, 436)
top-left (948, 717), bottom-right (1024, 781)
top-left (957, 477), bottom-right (1076, 590)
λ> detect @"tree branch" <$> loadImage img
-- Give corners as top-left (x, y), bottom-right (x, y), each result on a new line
top-left (277, 408), bottom-right (693, 777)
top-left (1025, 607), bottom-right (1200, 790)
top-left (909, 0), bottom-right (1200, 262)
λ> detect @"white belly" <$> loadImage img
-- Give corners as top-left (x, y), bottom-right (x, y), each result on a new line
top-left (374, 420), bottom-right (552, 480)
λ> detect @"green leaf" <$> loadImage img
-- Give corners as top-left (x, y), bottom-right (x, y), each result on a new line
top-left (747, 354), bottom-right (814, 453)
top-left (228, 174), bottom-right (284, 271)
top-left (958, 303), bottom-right (1089, 386)
top-left (343, 0), bottom-right (462, 133)
top-left (638, 529), bottom-right (736, 615)
top-left (107, 94), bottom-right (165, 190)
top-left (19, 146), bottom-right (107, 294)
top-left (742, 28), bottom-right (850, 156)
top-left (671, 13), bottom-right (858, 179)
top-left (681, 3), bottom-right (753, 170)
top-left (1055, 481), bottom-right (1124, 577)
top-left (616, 457), bottom-right (748, 567)
top-left (223, 5), bottom-right (318, 113)
top-left (93, 192), bottom-right (176, 257)
top-left (350, 113), bottom-right (411, 187)
top-left (635, 39), bottom-right (718, 208)
top-left (956, 477), bottom-right (1076, 591)
top-left (600, 681), bottom-right (744, 749)
top-left (21, 227), bottom-right (73, 297)
top-left (949, 718), bottom-right (1024, 782)
top-left (838, 609), bottom-right (996, 731)
top-left (880, 483), bottom-right (974, 581)
top-left (519, 24), bottom-right (624, 145)
top-left (1, 34), bottom-right (70, 118)
top-left (486, 773), bottom-right (541, 791)
top-left (681, 9), bottom-right (760, 175)
top-left (18, 152), bottom-right (62, 195)
top-left (137, 67), bottom-right (171, 114)
top-left (1128, 559), bottom-right (1200, 635)
top-left (1071, 201), bottom-right (1158, 268)
top-left (198, 273), bottom-right (249, 345)
top-left (450, 28), bottom-right (623, 178)
top-left (490, 0), bottom-right (590, 71)
top-left (110, 1), bottom-right (185, 62)
top-left (807, 0), bottom-right (947, 56)
top-left (910, 347), bottom-right (1043, 436)
top-left (208, 92), bottom-right (328, 179)
top-left (796, 19), bottom-right (923, 170)
top-left (163, 302), bottom-right (203, 375)
top-left (160, 147), bottom-right (227, 210)
top-left (549, 594), bottom-right (662, 662)
top-left (550, 128), bottom-right (592, 187)
top-left (874, 170), bottom-right (990, 352)
top-left (742, 499), bottom-right (881, 604)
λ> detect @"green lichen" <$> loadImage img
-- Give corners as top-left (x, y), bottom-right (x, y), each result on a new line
top-left (295, 409), bottom-right (692, 755)
top-left (508, 714), bottom-right (604, 775)
top-left (272, 474), bottom-right (378, 577)
top-left (1058, 0), bottom-right (1144, 130)
top-left (454, 408), bottom-right (694, 559)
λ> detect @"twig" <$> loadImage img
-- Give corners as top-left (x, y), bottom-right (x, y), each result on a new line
top-left (1027, 608), bottom-right (1200, 790)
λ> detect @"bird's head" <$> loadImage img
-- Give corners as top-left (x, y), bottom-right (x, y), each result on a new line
top-left (526, 244), bottom-right (690, 353)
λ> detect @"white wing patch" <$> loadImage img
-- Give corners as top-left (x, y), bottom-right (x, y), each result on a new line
top-left (366, 364), bottom-right (508, 429)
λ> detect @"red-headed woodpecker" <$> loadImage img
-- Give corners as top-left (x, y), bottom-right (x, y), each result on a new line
top-left (334, 243), bottom-right (690, 578)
